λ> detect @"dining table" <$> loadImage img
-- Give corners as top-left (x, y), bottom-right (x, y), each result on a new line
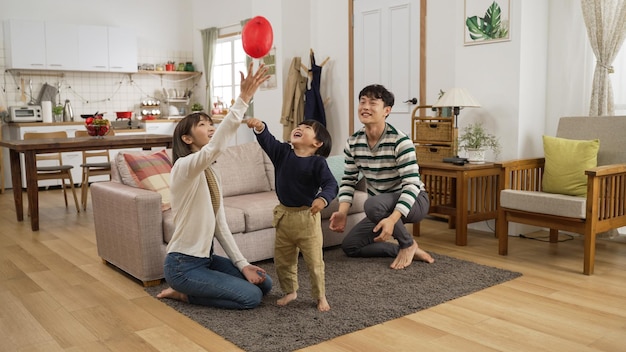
top-left (0, 133), bottom-right (173, 231)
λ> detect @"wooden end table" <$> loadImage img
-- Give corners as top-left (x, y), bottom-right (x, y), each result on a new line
top-left (414, 161), bottom-right (500, 245)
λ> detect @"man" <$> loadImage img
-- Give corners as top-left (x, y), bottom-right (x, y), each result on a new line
top-left (329, 84), bottom-right (434, 269)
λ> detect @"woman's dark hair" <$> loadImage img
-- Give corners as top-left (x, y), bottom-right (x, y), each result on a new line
top-left (172, 112), bottom-right (213, 164)
top-left (358, 84), bottom-right (395, 108)
top-left (300, 119), bottom-right (332, 158)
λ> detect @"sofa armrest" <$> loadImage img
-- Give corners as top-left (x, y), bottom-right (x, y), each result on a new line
top-left (495, 157), bottom-right (545, 192)
top-left (585, 163), bottom-right (626, 229)
top-left (91, 181), bottom-right (167, 284)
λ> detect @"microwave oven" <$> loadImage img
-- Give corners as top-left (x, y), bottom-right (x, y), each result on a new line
top-left (7, 106), bottom-right (43, 122)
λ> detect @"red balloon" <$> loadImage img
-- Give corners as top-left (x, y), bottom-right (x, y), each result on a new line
top-left (242, 16), bottom-right (273, 58)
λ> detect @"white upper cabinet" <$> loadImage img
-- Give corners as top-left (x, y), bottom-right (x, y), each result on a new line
top-left (108, 27), bottom-right (138, 73)
top-left (45, 22), bottom-right (79, 70)
top-left (78, 25), bottom-right (109, 72)
top-left (4, 19), bottom-right (137, 73)
top-left (4, 20), bottom-right (47, 70)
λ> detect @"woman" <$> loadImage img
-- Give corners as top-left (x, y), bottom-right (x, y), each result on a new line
top-left (157, 63), bottom-right (272, 309)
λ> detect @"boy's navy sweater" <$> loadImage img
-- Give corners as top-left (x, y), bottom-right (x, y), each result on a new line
top-left (255, 125), bottom-right (338, 208)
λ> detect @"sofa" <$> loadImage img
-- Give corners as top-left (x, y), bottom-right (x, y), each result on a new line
top-left (91, 141), bottom-right (367, 286)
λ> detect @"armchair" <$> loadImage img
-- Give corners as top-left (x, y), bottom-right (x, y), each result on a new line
top-left (496, 116), bottom-right (626, 275)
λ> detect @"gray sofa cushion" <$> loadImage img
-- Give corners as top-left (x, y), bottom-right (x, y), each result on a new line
top-left (223, 191), bottom-right (279, 232)
top-left (501, 189), bottom-right (586, 219)
top-left (214, 142), bottom-right (272, 197)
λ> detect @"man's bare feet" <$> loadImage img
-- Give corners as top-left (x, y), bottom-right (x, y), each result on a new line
top-left (390, 241), bottom-right (418, 269)
top-left (277, 292), bottom-right (297, 306)
top-left (156, 287), bottom-right (189, 303)
top-left (414, 245), bottom-right (435, 264)
top-left (390, 242), bottom-right (435, 269)
top-left (317, 296), bottom-right (330, 312)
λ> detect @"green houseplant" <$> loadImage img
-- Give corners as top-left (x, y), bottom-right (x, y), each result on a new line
top-left (458, 123), bottom-right (501, 163)
top-left (52, 104), bottom-right (64, 122)
top-left (191, 103), bottom-right (204, 112)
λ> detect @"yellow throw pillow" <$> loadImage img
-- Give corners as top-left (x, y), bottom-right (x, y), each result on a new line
top-left (542, 135), bottom-right (599, 197)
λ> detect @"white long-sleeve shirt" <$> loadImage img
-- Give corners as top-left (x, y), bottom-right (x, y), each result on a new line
top-left (166, 98), bottom-right (250, 271)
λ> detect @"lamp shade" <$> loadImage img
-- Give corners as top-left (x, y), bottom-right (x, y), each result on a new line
top-left (433, 88), bottom-right (481, 108)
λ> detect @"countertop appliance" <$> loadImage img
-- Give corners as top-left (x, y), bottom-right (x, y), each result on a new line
top-left (7, 106), bottom-right (43, 122)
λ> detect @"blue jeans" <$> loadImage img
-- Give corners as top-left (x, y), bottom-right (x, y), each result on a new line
top-left (163, 252), bottom-right (273, 309)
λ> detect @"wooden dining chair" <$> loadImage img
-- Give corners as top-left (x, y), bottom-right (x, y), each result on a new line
top-left (23, 131), bottom-right (80, 213)
top-left (75, 129), bottom-right (115, 210)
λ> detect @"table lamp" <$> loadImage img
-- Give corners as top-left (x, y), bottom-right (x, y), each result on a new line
top-left (432, 88), bottom-right (481, 164)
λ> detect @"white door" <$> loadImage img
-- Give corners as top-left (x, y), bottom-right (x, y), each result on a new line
top-left (353, 0), bottom-right (420, 137)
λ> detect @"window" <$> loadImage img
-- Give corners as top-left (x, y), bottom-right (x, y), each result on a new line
top-left (212, 36), bottom-right (247, 110)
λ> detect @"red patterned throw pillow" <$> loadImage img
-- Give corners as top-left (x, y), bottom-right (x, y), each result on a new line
top-left (123, 149), bottom-right (172, 210)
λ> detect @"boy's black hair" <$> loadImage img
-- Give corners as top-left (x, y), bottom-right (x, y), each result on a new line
top-left (299, 119), bottom-right (332, 158)
top-left (358, 84), bottom-right (395, 108)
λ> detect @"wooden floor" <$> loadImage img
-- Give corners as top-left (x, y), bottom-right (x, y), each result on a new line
top-left (1, 188), bottom-right (625, 352)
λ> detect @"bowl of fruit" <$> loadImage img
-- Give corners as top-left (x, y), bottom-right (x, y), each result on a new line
top-left (84, 115), bottom-right (111, 137)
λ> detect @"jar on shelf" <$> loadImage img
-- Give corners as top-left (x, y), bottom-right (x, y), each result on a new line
top-left (184, 62), bottom-right (194, 71)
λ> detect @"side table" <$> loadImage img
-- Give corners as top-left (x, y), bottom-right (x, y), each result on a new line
top-left (414, 161), bottom-right (500, 245)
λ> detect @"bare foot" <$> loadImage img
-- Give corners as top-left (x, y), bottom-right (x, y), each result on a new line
top-left (390, 241), bottom-right (418, 269)
top-left (414, 244), bottom-right (435, 264)
top-left (277, 292), bottom-right (297, 306)
top-left (156, 287), bottom-right (189, 303)
top-left (317, 296), bottom-right (330, 312)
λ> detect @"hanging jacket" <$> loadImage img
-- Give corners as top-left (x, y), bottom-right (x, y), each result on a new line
top-left (280, 57), bottom-right (307, 141)
top-left (304, 51), bottom-right (326, 126)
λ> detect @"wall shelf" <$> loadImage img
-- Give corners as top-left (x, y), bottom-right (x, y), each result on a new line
top-left (136, 70), bottom-right (201, 78)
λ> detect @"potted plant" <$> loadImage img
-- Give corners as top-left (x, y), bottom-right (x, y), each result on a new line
top-left (52, 104), bottom-right (64, 122)
top-left (190, 103), bottom-right (204, 112)
top-left (458, 123), bottom-right (501, 164)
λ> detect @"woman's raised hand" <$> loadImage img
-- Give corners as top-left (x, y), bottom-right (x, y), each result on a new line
top-left (239, 62), bottom-right (270, 104)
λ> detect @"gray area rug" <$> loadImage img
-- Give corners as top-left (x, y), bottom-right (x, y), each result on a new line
top-left (145, 247), bottom-right (521, 352)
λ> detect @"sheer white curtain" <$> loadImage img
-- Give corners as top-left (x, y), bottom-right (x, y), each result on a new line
top-left (201, 27), bottom-right (218, 116)
top-left (581, 0), bottom-right (626, 116)
top-left (613, 45), bottom-right (626, 115)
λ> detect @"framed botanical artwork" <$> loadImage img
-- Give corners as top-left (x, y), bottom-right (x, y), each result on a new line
top-left (464, 0), bottom-right (511, 46)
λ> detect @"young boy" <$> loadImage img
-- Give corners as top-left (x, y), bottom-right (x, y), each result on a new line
top-left (246, 118), bottom-right (337, 311)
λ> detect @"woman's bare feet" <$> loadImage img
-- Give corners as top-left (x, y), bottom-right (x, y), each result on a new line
top-left (156, 287), bottom-right (189, 303)
top-left (318, 296), bottom-right (330, 312)
top-left (277, 292), bottom-right (297, 306)
top-left (390, 241), bottom-right (434, 269)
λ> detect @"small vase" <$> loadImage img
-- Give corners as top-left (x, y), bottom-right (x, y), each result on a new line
top-left (466, 148), bottom-right (486, 164)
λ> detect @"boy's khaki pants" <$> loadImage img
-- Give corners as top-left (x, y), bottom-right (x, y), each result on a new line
top-left (272, 204), bottom-right (325, 299)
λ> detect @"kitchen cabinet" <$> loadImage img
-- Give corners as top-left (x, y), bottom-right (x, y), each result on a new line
top-left (4, 19), bottom-right (137, 73)
top-left (45, 22), bottom-right (79, 70)
top-left (78, 25), bottom-right (109, 72)
top-left (3, 20), bottom-right (47, 70)
top-left (108, 27), bottom-right (138, 73)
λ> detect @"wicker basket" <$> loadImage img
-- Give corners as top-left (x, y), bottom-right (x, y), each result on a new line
top-left (414, 120), bottom-right (453, 143)
top-left (415, 144), bottom-right (454, 162)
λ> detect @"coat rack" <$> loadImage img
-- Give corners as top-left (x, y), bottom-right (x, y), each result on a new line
top-left (300, 49), bottom-right (329, 76)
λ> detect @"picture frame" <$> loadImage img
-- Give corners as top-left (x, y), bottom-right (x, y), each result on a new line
top-left (260, 47), bottom-right (277, 90)
top-left (464, 0), bottom-right (511, 46)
